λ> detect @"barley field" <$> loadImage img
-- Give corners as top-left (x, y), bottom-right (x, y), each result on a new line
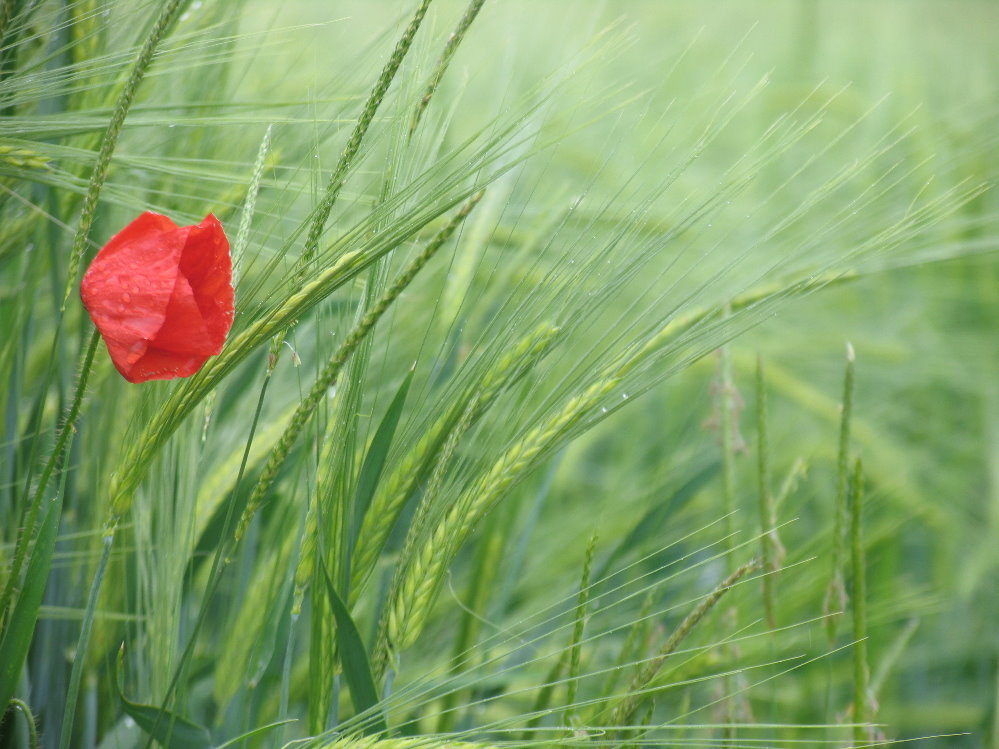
top-left (1, 1), bottom-right (997, 748)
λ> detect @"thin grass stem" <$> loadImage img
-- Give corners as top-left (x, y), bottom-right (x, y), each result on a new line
top-left (825, 342), bottom-right (855, 642)
top-left (850, 458), bottom-right (868, 743)
top-left (563, 530), bottom-right (597, 730)
top-left (57, 533), bottom-right (112, 749)
top-left (409, 0), bottom-right (487, 137)
top-left (755, 356), bottom-right (781, 629)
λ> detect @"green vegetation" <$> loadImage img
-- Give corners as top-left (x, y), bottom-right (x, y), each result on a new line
top-left (1, 1), bottom-right (997, 747)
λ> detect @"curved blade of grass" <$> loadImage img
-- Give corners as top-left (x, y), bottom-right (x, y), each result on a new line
top-left (111, 647), bottom-right (212, 749)
top-left (319, 558), bottom-right (387, 735)
top-left (347, 367), bottom-right (415, 588)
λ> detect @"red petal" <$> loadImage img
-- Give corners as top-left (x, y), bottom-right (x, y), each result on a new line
top-left (80, 212), bottom-right (183, 344)
top-left (151, 272), bottom-right (216, 356)
top-left (125, 346), bottom-right (206, 383)
top-left (178, 214), bottom-right (233, 351)
top-left (80, 211), bottom-right (234, 384)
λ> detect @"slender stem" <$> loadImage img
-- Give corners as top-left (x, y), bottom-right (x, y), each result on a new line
top-left (563, 531), bottom-right (597, 729)
top-left (826, 342), bottom-right (855, 642)
top-left (756, 356), bottom-right (780, 629)
top-left (58, 533), bottom-right (112, 749)
top-left (719, 344), bottom-right (738, 574)
top-left (850, 458), bottom-right (868, 743)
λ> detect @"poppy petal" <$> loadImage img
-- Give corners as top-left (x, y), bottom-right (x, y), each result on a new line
top-left (152, 272), bottom-right (216, 357)
top-left (178, 214), bottom-right (233, 351)
top-left (80, 211), bottom-right (234, 383)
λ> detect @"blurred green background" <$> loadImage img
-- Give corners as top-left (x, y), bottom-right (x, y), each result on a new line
top-left (1, 0), bottom-right (997, 747)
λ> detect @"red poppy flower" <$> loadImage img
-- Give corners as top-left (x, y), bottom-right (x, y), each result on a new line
top-left (80, 212), bottom-right (234, 383)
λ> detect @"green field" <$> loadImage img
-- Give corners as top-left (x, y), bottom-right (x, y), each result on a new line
top-left (1, 1), bottom-right (997, 747)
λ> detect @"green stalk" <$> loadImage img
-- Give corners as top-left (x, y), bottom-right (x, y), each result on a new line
top-left (850, 458), bottom-right (868, 744)
top-left (58, 534), bottom-right (112, 749)
top-left (756, 356), bottom-right (781, 628)
top-left (825, 342), bottom-right (855, 642)
top-left (719, 343), bottom-right (739, 575)
top-left (563, 531), bottom-right (598, 729)
top-left (7, 698), bottom-right (40, 749)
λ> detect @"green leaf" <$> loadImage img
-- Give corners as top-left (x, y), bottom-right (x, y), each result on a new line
top-left (112, 648), bottom-right (212, 749)
top-left (319, 559), bottom-right (387, 735)
top-left (348, 368), bottom-right (414, 564)
top-left (0, 493), bottom-right (61, 712)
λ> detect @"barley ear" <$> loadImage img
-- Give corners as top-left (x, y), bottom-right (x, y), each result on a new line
top-left (409, 0), bottom-right (487, 137)
top-left (349, 321), bottom-right (559, 597)
top-left (608, 558), bottom-right (761, 730)
top-left (299, 0), bottom-right (433, 273)
top-left (231, 193), bottom-right (482, 548)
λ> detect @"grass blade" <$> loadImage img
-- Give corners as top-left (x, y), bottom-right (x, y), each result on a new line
top-left (112, 647), bottom-right (212, 749)
top-left (319, 559), bottom-right (387, 735)
top-left (348, 367), bottom-right (415, 584)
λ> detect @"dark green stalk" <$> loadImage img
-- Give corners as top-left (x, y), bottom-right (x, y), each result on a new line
top-left (850, 458), bottom-right (868, 744)
top-left (60, 0), bottom-right (190, 311)
top-left (825, 342), bottom-right (855, 642)
top-left (299, 0), bottom-right (433, 271)
top-left (523, 648), bottom-right (569, 738)
top-left (409, 0), bottom-right (487, 137)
